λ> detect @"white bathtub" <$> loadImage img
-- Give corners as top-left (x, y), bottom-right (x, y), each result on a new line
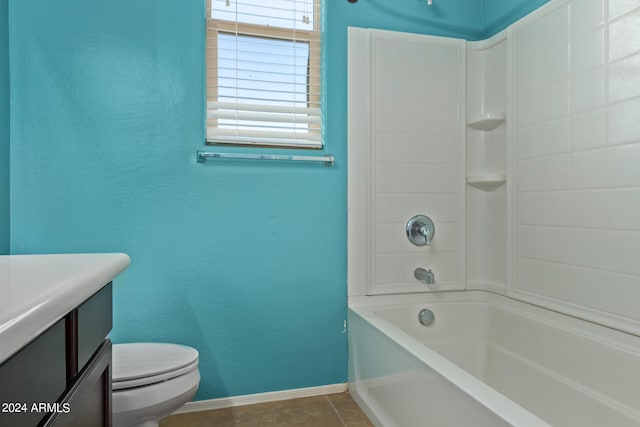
top-left (348, 291), bottom-right (640, 427)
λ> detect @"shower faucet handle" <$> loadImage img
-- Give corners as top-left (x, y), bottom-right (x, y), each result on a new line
top-left (406, 214), bottom-right (435, 246)
top-left (419, 224), bottom-right (433, 245)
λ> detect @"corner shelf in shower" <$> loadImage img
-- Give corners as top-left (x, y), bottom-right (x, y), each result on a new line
top-left (466, 173), bottom-right (506, 190)
top-left (467, 112), bottom-right (506, 131)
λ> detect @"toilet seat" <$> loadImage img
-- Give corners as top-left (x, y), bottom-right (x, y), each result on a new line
top-left (113, 343), bottom-right (199, 391)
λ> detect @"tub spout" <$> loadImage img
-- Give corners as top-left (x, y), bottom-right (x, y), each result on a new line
top-left (414, 268), bottom-right (435, 285)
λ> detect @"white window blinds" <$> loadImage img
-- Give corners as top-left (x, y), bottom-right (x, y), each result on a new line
top-left (206, 0), bottom-right (322, 149)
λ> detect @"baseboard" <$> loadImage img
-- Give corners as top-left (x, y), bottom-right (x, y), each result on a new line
top-left (172, 383), bottom-right (348, 414)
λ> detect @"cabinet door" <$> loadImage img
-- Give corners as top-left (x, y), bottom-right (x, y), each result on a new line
top-left (0, 319), bottom-right (67, 427)
top-left (77, 284), bottom-right (112, 371)
top-left (44, 340), bottom-right (112, 427)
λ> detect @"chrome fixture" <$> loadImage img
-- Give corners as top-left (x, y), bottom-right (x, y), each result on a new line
top-left (414, 267), bottom-right (435, 285)
top-left (347, 0), bottom-right (433, 5)
top-left (418, 308), bottom-right (435, 326)
top-left (197, 151), bottom-right (335, 167)
top-left (406, 214), bottom-right (435, 246)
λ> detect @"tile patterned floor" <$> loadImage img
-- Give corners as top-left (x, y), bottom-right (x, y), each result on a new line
top-left (159, 392), bottom-right (373, 427)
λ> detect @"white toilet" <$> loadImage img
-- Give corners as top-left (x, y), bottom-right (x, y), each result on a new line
top-left (112, 343), bottom-right (200, 427)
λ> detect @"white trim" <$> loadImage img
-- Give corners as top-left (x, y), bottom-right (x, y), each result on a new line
top-left (171, 383), bottom-right (348, 415)
top-left (347, 27), bottom-right (371, 298)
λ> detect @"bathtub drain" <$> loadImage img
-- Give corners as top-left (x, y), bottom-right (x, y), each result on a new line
top-left (418, 308), bottom-right (435, 326)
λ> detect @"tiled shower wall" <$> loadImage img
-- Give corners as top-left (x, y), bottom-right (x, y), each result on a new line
top-left (372, 34), bottom-right (464, 294)
top-left (348, 29), bottom-right (466, 295)
top-left (512, 0), bottom-right (640, 328)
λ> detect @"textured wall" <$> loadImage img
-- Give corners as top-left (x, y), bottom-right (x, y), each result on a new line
top-left (0, 0), bottom-right (8, 255)
top-left (9, 0), bottom-right (346, 400)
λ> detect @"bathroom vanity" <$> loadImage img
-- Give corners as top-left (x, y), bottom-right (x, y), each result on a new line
top-left (0, 253), bottom-right (130, 427)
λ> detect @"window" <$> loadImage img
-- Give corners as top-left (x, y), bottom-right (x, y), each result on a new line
top-left (206, 0), bottom-right (322, 149)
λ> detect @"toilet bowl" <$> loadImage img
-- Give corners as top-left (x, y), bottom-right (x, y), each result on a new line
top-left (112, 343), bottom-right (200, 427)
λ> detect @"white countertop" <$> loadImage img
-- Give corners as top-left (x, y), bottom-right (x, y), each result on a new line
top-left (0, 253), bottom-right (130, 364)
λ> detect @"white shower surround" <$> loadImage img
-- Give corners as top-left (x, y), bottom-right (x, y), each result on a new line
top-left (509, 0), bottom-right (640, 336)
top-left (349, 0), bottom-right (640, 336)
top-left (348, 0), bottom-right (640, 424)
top-left (348, 28), bottom-right (467, 296)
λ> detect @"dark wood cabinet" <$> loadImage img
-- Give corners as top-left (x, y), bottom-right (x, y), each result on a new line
top-left (0, 283), bottom-right (113, 427)
top-left (44, 341), bottom-right (112, 427)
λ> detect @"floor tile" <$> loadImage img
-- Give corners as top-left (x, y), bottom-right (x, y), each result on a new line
top-left (160, 407), bottom-right (234, 427)
top-left (159, 392), bottom-right (373, 427)
top-left (328, 393), bottom-right (373, 426)
top-left (232, 396), bottom-right (342, 427)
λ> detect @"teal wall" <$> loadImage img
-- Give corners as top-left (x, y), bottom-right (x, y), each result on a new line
top-left (9, 0), bottom-right (345, 400)
top-left (0, 0), bottom-right (8, 255)
top-left (8, 0), bottom-right (545, 401)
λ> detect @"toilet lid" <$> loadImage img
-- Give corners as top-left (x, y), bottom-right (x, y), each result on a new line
top-left (112, 343), bottom-right (199, 389)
